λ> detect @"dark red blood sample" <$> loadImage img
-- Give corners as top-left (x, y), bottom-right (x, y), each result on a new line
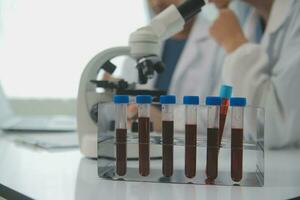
top-left (162, 121), bottom-right (174, 177)
top-left (219, 99), bottom-right (229, 147)
top-left (116, 128), bottom-right (127, 176)
top-left (231, 128), bottom-right (243, 182)
top-left (138, 117), bottom-right (150, 176)
top-left (206, 128), bottom-right (219, 180)
top-left (185, 124), bottom-right (197, 178)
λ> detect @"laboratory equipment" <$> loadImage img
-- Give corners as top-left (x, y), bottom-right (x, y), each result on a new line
top-left (160, 95), bottom-right (176, 177)
top-left (97, 102), bottom-right (265, 186)
top-left (136, 95), bottom-right (152, 176)
top-left (219, 85), bottom-right (232, 147)
top-left (77, 0), bottom-right (206, 158)
top-left (230, 97), bottom-right (247, 182)
top-left (183, 96), bottom-right (200, 178)
top-left (206, 96), bottom-right (221, 182)
top-left (114, 95), bottom-right (129, 176)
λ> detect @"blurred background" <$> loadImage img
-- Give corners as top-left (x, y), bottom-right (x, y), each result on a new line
top-left (0, 0), bottom-right (148, 114)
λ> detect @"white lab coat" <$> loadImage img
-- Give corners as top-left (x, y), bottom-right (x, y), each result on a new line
top-left (221, 0), bottom-right (300, 148)
top-left (168, 15), bottom-right (222, 102)
top-left (121, 2), bottom-right (252, 103)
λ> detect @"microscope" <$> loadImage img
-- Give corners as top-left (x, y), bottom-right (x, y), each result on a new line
top-left (77, 0), bottom-right (206, 158)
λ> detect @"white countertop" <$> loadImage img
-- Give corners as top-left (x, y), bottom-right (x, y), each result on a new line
top-left (0, 132), bottom-right (299, 200)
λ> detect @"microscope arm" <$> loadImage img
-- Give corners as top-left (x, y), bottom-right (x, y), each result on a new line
top-left (77, 47), bottom-right (130, 158)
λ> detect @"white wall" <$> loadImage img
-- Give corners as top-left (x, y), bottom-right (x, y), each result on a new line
top-left (0, 0), bottom-right (147, 98)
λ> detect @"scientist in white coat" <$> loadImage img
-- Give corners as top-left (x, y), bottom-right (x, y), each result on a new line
top-left (122, 0), bottom-right (252, 102)
top-left (210, 0), bottom-right (300, 148)
top-left (123, 0), bottom-right (254, 131)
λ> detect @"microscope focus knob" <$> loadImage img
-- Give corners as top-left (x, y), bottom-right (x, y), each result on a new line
top-left (90, 103), bottom-right (98, 123)
top-left (153, 61), bottom-right (165, 74)
top-left (136, 59), bottom-right (154, 84)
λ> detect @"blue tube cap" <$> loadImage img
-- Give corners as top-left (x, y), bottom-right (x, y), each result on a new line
top-left (230, 97), bottom-right (247, 107)
top-left (114, 95), bottom-right (129, 104)
top-left (183, 96), bottom-right (200, 105)
top-left (136, 95), bottom-right (152, 104)
top-left (160, 95), bottom-right (176, 104)
top-left (219, 84), bottom-right (233, 99)
top-left (206, 96), bottom-right (222, 106)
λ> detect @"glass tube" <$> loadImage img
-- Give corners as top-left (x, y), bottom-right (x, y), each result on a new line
top-left (206, 97), bottom-right (221, 182)
top-left (231, 97), bottom-right (246, 182)
top-left (137, 95), bottom-right (152, 177)
top-left (161, 95), bottom-right (176, 177)
top-left (184, 96), bottom-right (199, 179)
top-left (219, 85), bottom-right (232, 148)
top-left (114, 95), bottom-right (129, 176)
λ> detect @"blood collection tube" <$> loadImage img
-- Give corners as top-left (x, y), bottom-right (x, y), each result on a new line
top-left (160, 95), bottom-right (176, 177)
top-left (136, 95), bottom-right (152, 177)
top-left (114, 95), bottom-right (129, 176)
top-left (184, 96), bottom-right (200, 178)
top-left (230, 97), bottom-right (247, 182)
top-left (219, 85), bottom-right (232, 148)
top-left (205, 96), bottom-right (221, 181)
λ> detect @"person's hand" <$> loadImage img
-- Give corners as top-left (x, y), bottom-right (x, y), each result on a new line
top-left (209, 9), bottom-right (248, 54)
top-left (102, 72), bottom-right (112, 81)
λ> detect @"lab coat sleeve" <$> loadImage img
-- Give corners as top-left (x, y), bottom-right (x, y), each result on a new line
top-left (222, 40), bottom-right (300, 148)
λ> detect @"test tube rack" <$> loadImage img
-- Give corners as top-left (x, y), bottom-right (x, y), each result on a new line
top-left (97, 103), bottom-right (264, 187)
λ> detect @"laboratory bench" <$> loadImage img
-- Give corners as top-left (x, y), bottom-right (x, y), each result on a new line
top-left (0, 132), bottom-right (299, 200)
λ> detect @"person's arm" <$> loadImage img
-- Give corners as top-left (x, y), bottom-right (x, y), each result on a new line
top-left (210, 9), bottom-right (300, 148)
top-left (222, 43), bottom-right (269, 106)
top-left (223, 39), bottom-right (300, 148)
top-left (209, 9), bottom-right (267, 107)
